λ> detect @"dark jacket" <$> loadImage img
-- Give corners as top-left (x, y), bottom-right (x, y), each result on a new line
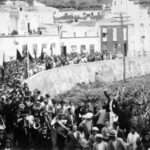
top-left (108, 138), bottom-right (127, 150)
top-left (65, 114), bottom-right (76, 129)
top-left (104, 91), bottom-right (120, 114)
top-left (67, 132), bottom-right (82, 150)
top-left (117, 129), bottom-right (126, 142)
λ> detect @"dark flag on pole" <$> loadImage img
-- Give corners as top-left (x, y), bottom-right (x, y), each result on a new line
top-left (28, 51), bottom-right (34, 62)
top-left (1, 53), bottom-right (5, 82)
top-left (16, 49), bottom-right (24, 61)
top-left (40, 48), bottom-right (44, 61)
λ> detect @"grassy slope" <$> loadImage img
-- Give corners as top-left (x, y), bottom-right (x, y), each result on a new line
top-left (55, 74), bottom-right (150, 104)
top-left (54, 75), bottom-right (150, 132)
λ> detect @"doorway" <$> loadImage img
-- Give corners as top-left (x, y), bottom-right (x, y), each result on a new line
top-left (61, 46), bottom-right (67, 56)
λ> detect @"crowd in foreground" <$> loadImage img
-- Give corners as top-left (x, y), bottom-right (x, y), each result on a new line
top-left (0, 76), bottom-right (150, 150)
top-left (44, 52), bottom-right (116, 70)
top-left (0, 55), bottom-right (150, 150)
top-left (0, 71), bottom-right (150, 150)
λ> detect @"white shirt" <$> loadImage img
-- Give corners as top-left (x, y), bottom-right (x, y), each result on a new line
top-left (127, 132), bottom-right (140, 150)
top-left (93, 142), bottom-right (106, 150)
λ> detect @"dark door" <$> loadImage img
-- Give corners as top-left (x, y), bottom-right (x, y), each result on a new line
top-left (124, 43), bottom-right (127, 56)
top-left (61, 46), bottom-right (67, 56)
top-left (28, 23), bottom-right (30, 33)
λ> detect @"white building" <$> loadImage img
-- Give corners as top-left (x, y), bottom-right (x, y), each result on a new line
top-left (54, 8), bottom-right (103, 18)
top-left (0, 35), bottom-right (61, 61)
top-left (0, 0), bottom-right (57, 35)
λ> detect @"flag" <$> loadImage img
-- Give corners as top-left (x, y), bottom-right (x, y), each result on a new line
top-left (95, 72), bottom-right (108, 83)
top-left (0, 52), bottom-right (5, 82)
top-left (28, 51), bottom-right (34, 62)
top-left (16, 49), bottom-right (24, 61)
top-left (40, 48), bottom-right (44, 61)
top-left (0, 50), bottom-right (3, 68)
top-left (22, 45), bottom-right (27, 57)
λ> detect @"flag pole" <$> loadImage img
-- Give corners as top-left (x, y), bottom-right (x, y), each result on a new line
top-left (27, 45), bottom-right (30, 78)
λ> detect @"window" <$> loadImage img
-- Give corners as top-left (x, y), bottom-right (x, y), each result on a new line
top-left (102, 28), bottom-right (107, 41)
top-left (33, 44), bottom-right (37, 50)
top-left (21, 19), bottom-right (26, 31)
top-left (51, 43), bottom-right (56, 48)
top-left (42, 43), bottom-right (47, 49)
top-left (113, 28), bottom-right (117, 41)
top-left (140, 23), bottom-right (145, 36)
top-left (80, 45), bottom-right (86, 54)
top-left (22, 44), bottom-right (27, 56)
top-left (83, 13), bottom-right (86, 17)
top-left (91, 12), bottom-right (93, 16)
top-left (65, 13), bottom-right (68, 16)
top-left (123, 28), bottom-right (127, 41)
top-left (71, 45), bottom-right (77, 53)
top-left (90, 44), bottom-right (95, 54)
top-left (33, 44), bottom-right (37, 58)
top-left (102, 43), bottom-right (107, 53)
top-left (113, 43), bottom-right (117, 52)
top-left (50, 43), bottom-right (55, 56)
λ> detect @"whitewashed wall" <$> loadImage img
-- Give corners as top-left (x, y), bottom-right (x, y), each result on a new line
top-left (61, 36), bottom-right (100, 54)
top-left (0, 12), bottom-right (11, 35)
top-left (0, 35), bottom-right (61, 61)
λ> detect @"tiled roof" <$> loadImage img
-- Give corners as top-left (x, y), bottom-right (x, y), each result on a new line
top-left (76, 21), bottom-right (97, 26)
top-left (59, 8), bottom-right (76, 12)
top-left (79, 7), bottom-right (102, 11)
top-left (91, 15), bottom-right (103, 20)
top-left (55, 15), bottom-right (74, 20)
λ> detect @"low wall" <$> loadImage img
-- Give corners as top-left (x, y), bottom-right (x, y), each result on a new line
top-left (27, 57), bottom-right (150, 97)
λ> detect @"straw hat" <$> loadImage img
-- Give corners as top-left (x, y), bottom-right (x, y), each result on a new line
top-left (92, 127), bottom-right (99, 132)
top-left (95, 134), bottom-right (103, 139)
top-left (108, 130), bottom-right (116, 137)
top-left (82, 113), bottom-right (93, 119)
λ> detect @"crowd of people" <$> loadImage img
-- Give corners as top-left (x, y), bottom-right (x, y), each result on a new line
top-left (0, 52), bottom-right (150, 150)
top-left (0, 62), bottom-right (150, 150)
top-left (17, 51), bottom-right (117, 77)
top-left (44, 52), bottom-right (116, 71)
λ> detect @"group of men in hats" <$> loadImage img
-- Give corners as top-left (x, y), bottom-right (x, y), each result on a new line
top-left (0, 59), bottom-right (150, 150)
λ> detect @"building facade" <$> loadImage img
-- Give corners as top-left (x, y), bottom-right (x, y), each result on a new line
top-left (0, 0), bottom-right (56, 35)
top-left (100, 25), bottom-right (128, 56)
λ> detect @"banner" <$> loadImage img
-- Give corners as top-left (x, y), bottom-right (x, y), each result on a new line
top-left (0, 50), bottom-right (3, 67)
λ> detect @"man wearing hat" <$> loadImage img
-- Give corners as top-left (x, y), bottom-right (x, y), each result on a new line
top-left (88, 127), bottom-right (99, 150)
top-left (80, 112), bottom-right (93, 135)
top-left (108, 130), bottom-right (127, 150)
top-left (104, 90), bottom-right (119, 128)
top-left (93, 134), bottom-right (108, 150)
top-left (67, 125), bottom-right (83, 150)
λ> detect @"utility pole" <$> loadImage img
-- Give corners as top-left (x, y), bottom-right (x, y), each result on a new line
top-left (112, 12), bottom-right (130, 82)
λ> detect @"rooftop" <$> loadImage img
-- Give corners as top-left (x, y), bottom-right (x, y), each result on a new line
top-left (55, 15), bottom-right (74, 20)
top-left (76, 21), bottom-right (97, 26)
top-left (91, 15), bottom-right (103, 20)
top-left (59, 8), bottom-right (76, 12)
top-left (78, 7), bottom-right (102, 11)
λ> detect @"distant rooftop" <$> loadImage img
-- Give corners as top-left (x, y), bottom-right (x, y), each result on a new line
top-left (55, 15), bottom-right (74, 20)
top-left (76, 21), bottom-right (97, 26)
top-left (78, 7), bottom-right (102, 11)
top-left (91, 15), bottom-right (103, 20)
top-left (59, 8), bottom-right (76, 12)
